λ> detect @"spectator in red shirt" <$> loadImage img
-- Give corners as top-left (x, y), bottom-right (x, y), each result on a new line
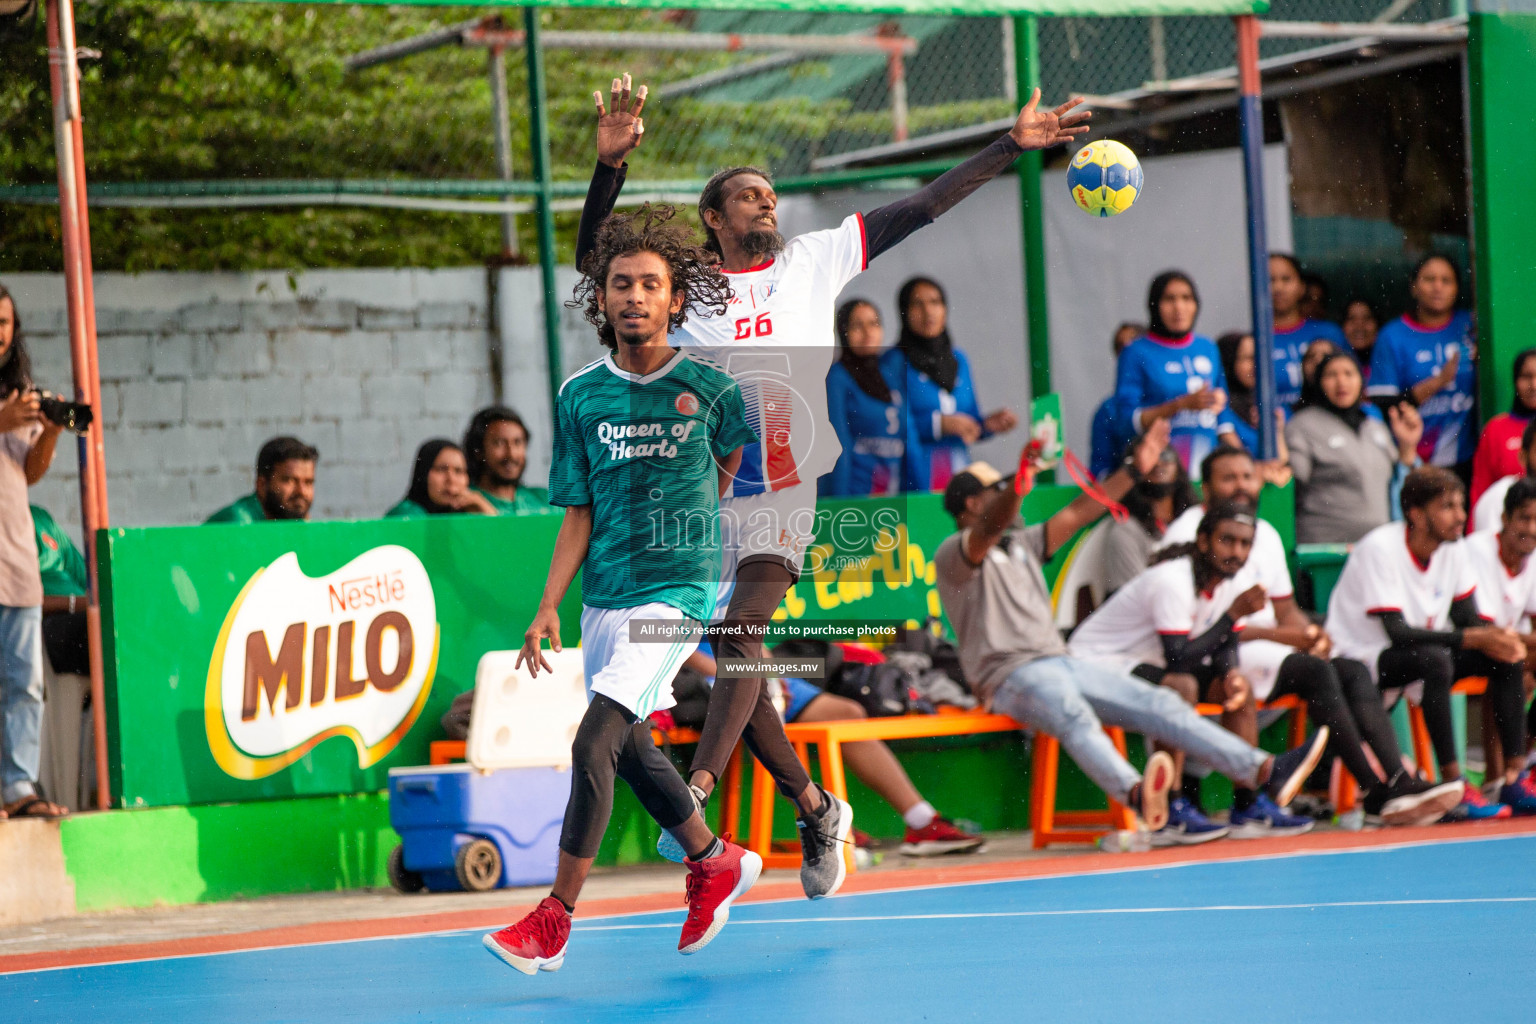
top-left (1471, 348), bottom-right (1536, 511)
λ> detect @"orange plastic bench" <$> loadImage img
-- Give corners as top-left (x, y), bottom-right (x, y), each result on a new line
top-left (1407, 676), bottom-right (1488, 783)
top-left (739, 710), bottom-right (1022, 871)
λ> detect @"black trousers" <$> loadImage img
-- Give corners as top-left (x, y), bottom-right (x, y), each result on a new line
top-left (689, 560), bottom-right (814, 801)
top-left (1270, 654), bottom-right (1406, 788)
top-left (1376, 644), bottom-right (1526, 772)
top-left (559, 693), bottom-right (699, 859)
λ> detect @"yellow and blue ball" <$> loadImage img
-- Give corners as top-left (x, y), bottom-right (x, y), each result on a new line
top-left (1066, 139), bottom-right (1143, 217)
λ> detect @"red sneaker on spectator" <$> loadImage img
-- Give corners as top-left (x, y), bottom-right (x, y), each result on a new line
top-left (482, 896), bottom-right (571, 975)
top-left (900, 817), bottom-right (985, 856)
top-left (679, 841), bottom-right (762, 954)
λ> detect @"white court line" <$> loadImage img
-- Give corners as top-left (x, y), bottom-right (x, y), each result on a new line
top-left (572, 896), bottom-right (1536, 931)
top-left (7, 831), bottom-right (1533, 976)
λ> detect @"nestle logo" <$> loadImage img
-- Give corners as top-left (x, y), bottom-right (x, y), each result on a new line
top-left (328, 572), bottom-right (405, 613)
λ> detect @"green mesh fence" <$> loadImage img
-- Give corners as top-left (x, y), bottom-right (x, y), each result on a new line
top-left (0, 0), bottom-right (1456, 269)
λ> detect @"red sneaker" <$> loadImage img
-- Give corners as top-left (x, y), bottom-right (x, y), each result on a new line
top-left (900, 817), bottom-right (986, 856)
top-left (678, 841), bottom-right (762, 955)
top-left (482, 896), bottom-right (571, 975)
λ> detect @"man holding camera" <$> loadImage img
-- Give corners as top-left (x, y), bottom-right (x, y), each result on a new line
top-left (0, 284), bottom-right (68, 819)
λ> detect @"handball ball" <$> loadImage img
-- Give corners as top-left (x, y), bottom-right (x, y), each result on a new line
top-left (1067, 140), bottom-right (1143, 217)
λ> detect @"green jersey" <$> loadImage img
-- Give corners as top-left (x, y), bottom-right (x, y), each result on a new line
top-left (550, 351), bottom-right (756, 621)
top-left (383, 499), bottom-right (429, 519)
top-left (32, 506), bottom-right (87, 598)
top-left (205, 493), bottom-right (267, 524)
top-left (472, 484), bottom-right (551, 516)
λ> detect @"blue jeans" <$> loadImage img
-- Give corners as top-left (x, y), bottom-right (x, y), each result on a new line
top-left (0, 604), bottom-right (43, 804)
top-left (991, 656), bottom-right (1268, 804)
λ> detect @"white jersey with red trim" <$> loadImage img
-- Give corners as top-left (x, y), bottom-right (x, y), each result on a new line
top-left (1463, 528), bottom-right (1536, 630)
top-left (1068, 556), bottom-right (1241, 676)
top-left (671, 214), bottom-right (868, 501)
top-left (1325, 521), bottom-right (1478, 676)
top-left (1161, 505), bottom-right (1293, 628)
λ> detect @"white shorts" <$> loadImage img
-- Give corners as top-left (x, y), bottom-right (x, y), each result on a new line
top-left (720, 486), bottom-right (819, 580)
top-left (1237, 639), bottom-right (1291, 701)
top-left (580, 602), bottom-right (702, 721)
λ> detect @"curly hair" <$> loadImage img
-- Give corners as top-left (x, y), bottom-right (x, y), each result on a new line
top-left (567, 204), bottom-right (731, 350)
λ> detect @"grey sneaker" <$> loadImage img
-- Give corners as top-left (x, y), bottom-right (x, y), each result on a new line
top-left (656, 784), bottom-right (709, 864)
top-left (797, 788), bottom-right (853, 900)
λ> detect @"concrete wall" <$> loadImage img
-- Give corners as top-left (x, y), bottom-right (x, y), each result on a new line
top-left (2, 268), bottom-right (584, 541)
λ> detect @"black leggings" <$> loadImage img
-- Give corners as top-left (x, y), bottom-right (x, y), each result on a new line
top-left (1269, 654), bottom-right (1404, 789)
top-left (689, 560), bottom-right (814, 800)
top-left (1376, 644), bottom-right (1527, 772)
top-left (559, 693), bottom-right (699, 859)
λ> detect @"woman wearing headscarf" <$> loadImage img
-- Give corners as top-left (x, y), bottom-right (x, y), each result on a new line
top-left (1470, 347), bottom-right (1536, 511)
top-left (822, 299), bottom-right (927, 496)
top-left (1269, 254), bottom-right (1347, 410)
top-left (385, 439), bottom-right (494, 518)
top-left (1365, 254), bottom-right (1477, 479)
top-left (880, 276), bottom-right (1017, 491)
top-left (1217, 331), bottom-right (1292, 487)
top-left (1286, 352), bottom-right (1421, 544)
top-left (1114, 271), bottom-right (1241, 478)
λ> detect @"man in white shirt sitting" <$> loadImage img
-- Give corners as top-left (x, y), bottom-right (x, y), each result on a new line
top-left (1460, 477), bottom-right (1536, 810)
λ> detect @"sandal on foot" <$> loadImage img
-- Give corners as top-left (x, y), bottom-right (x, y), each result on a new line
top-left (4, 796), bottom-right (66, 819)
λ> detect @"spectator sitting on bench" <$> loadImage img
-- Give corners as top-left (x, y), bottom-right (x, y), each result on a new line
top-left (932, 423), bottom-right (1329, 834)
top-left (1073, 500), bottom-right (1461, 833)
top-left (1326, 467), bottom-right (1528, 822)
top-left (1444, 477), bottom-right (1536, 811)
top-left (386, 439), bottom-right (494, 518)
top-left (684, 646), bottom-right (984, 857)
top-left (205, 436), bottom-right (317, 523)
top-left (1156, 447), bottom-right (1333, 799)
top-left (33, 504), bottom-right (93, 811)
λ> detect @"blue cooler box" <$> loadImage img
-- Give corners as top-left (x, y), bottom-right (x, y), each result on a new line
top-left (388, 764), bottom-right (571, 892)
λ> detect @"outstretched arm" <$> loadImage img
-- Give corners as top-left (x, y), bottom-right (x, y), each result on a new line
top-left (1041, 420), bottom-right (1170, 557)
top-left (518, 505), bottom-right (593, 676)
top-left (862, 89), bottom-right (1090, 262)
top-left (576, 74), bottom-right (648, 269)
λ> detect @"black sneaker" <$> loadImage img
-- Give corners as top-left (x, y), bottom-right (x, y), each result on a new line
top-left (1363, 772), bottom-right (1464, 827)
top-left (1263, 727), bottom-right (1330, 808)
top-left (797, 787), bottom-right (852, 900)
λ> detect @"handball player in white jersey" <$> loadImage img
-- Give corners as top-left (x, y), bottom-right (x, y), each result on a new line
top-left (576, 75), bottom-right (1090, 898)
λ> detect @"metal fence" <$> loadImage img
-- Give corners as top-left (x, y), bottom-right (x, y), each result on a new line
top-left (0, 0), bottom-right (1458, 271)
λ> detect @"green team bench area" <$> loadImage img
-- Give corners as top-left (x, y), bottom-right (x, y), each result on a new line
top-left (47, 485), bottom-right (1311, 915)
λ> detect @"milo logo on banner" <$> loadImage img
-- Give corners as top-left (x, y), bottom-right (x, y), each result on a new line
top-left (204, 545), bottom-right (440, 780)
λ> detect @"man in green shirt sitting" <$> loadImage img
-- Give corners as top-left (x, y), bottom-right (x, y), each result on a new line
top-left (462, 407), bottom-right (550, 515)
top-left (32, 504), bottom-right (90, 811)
top-left (205, 436), bottom-right (318, 524)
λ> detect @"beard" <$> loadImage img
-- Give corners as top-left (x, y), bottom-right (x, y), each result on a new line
top-left (740, 228), bottom-right (785, 260)
top-left (262, 492), bottom-right (308, 521)
top-left (486, 464), bottom-right (524, 489)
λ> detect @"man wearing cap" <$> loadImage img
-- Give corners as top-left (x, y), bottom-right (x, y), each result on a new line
top-left (932, 422), bottom-right (1330, 831)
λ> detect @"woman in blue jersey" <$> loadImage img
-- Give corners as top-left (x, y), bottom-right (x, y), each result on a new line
top-left (1270, 254), bottom-right (1347, 409)
top-left (822, 299), bottom-right (927, 497)
top-left (881, 276), bottom-right (1018, 491)
top-left (1365, 254), bottom-right (1477, 477)
top-left (1114, 271), bottom-right (1242, 478)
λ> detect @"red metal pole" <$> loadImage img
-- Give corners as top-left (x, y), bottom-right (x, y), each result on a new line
top-left (46, 0), bottom-right (112, 811)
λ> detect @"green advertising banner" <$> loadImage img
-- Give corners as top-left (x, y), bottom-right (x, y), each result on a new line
top-left (100, 484), bottom-right (1289, 808)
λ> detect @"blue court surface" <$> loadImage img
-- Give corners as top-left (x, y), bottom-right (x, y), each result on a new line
top-left (8, 833), bottom-right (1533, 1023)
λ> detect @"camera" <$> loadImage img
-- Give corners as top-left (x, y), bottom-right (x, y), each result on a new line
top-left (32, 390), bottom-right (93, 434)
